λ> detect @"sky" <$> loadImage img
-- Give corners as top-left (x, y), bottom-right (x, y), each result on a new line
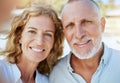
top-left (101, 0), bottom-right (120, 5)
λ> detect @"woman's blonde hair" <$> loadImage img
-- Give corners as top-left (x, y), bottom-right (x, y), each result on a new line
top-left (1, 3), bottom-right (64, 75)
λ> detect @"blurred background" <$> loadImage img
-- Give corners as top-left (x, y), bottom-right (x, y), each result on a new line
top-left (0, 0), bottom-right (120, 56)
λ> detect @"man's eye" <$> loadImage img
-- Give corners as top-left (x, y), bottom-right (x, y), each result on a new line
top-left (86, 20), bottom-right (92, 23)
top-left (65, 23), bottom-right (74, 29)
top-left (83, 20), bottom-right (92, 24)
top-left (81, 20), bottom-right (92, 26)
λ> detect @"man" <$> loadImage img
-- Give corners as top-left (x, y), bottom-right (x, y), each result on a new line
top-left (49, 0), bottom-right (120, 83)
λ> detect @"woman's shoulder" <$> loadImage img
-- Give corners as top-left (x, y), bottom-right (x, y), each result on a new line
top-left (0, 58), bottom-right (11, 73)
top-left (0, 58), bottom-right (15, 73)
top-left (0, 58), bottom-right (8, 66)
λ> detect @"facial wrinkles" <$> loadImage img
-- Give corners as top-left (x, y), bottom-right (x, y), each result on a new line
top-left (71, 36), bottom-right (92, 45)
top-left (62, 0), bottom-right (102, 23)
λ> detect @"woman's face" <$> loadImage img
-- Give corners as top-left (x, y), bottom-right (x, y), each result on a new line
top-left (19, 15), bottom-right (55, 63)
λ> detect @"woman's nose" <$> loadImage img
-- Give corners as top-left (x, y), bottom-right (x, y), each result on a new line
top-left (35, 34), bottom-right (44, 45)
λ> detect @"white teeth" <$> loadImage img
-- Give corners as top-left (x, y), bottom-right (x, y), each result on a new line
top-left (32, 48), bottom-right (44, 52)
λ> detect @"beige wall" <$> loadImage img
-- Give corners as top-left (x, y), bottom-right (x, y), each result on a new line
top-left (105, 16), bottom-right (120, 36)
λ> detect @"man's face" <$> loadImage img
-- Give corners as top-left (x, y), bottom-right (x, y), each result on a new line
top-left (62, 1), bottom-right (105, 59)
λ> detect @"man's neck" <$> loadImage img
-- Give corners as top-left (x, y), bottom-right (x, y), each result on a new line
top-left (70, 45), bottom-right (104, 83)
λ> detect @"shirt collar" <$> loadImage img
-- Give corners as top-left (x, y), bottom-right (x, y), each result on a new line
top-left (66, 52), bottom-right (73, 72)
top-left (100, 43), bottom-right (111, 65)
top-left (35, 70), bottom-right (39, 83)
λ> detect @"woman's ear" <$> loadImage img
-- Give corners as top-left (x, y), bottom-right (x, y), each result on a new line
top-left (18, 36), bottom-right (22, 44)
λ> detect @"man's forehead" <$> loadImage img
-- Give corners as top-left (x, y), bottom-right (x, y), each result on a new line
top-left (61, 0), bottom-right (101, 19)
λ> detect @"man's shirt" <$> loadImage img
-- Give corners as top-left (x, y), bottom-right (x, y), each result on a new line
top-left (49, 44), bottom-right (120, 83)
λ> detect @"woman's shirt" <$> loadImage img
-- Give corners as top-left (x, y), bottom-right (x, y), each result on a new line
top-left (0, 58), bottom-right (48, 83)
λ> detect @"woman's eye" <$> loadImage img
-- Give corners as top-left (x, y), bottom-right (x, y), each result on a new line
top-left (44, 33), bottom-right (53, 37)
top-left (86, 20), bottom-right (92, 23)
top-left (28, 30), bottom-right (36, 34)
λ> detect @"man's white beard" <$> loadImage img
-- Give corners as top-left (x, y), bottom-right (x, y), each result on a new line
top-left (71, 36), bottom-right (102, 60)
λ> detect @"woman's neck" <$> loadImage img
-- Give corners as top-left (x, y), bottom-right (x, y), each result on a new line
top-left (16, 56), bottom-right (38, 83)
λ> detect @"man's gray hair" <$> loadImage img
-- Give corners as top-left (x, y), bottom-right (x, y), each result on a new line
top-left (67, 0), bottom-right (100, 9)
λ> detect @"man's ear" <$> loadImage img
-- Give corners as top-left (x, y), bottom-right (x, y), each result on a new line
top-left (101, 17), bottom-right (106, 32)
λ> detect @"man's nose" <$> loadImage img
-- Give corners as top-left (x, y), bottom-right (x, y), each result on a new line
top-left (75, 24), bottom-right (86, 39)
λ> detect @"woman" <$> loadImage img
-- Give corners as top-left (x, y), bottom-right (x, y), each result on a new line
top-left (0, 3), bottom-right (64, 83)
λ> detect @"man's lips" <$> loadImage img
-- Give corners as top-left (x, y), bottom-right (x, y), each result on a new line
top-left (73, 40), bottom-right (91, 47)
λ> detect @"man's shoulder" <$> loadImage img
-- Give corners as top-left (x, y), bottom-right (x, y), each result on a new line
top-left (55, 55), bottom-right (68, 68)
top-left (50, 54), bottom-right (70, 73)
top-left (109, 47), bottom-right (120, 56)
top-left (49, 54), bottom-right (73, 83)
top-left (106, 46), bottom-right (120, 64)
top-left (104, 44), bottom-right (120, 56)
top-left (110, 48), bottom-right (120, 59)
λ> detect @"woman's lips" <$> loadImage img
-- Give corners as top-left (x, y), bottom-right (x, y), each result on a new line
top-left (30, 47), bottom-right (45, 52)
